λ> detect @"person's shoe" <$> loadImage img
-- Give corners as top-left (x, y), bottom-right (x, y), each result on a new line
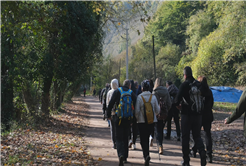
top-left (207, 153), bottom-right (212, 163)
top-left (112, 143), bottom-right (117, 149)
top-left (159, 145), bottom-right (163, 154)
top-left (177, 137), bottom-right (181, 141)
top-left (119, 155), bottom-right (124, 166)
top-left (123, 158), bottom-right (127, 163)
top-left (164, 136), bottom-right (170, 140)
top-left (145, 155), bottom-right (150, 166)
top-left (131, 144), bottom-right (136, 150)
top-left (190, 149), bottom-right (196, 158)
top-left (200, 151), bottom-right (207, 166)
top-left (149, 136), bottom-right (153, 147)
top-left (128, 140), bottom-right (133, 148)
top-left (181, 161), bottom-right (190, 166)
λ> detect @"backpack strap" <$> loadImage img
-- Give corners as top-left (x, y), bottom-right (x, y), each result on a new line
top-left (141, 95), bottom-right (146, 103)
top-left (148, 94), bottom-right (152, 102)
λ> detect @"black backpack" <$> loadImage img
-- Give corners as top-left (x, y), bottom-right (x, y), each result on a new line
top-left (188, 80), bottom-right (205, 114)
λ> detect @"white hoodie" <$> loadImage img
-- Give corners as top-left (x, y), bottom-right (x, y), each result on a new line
top-left (106, 79), bottom-right (119, 115)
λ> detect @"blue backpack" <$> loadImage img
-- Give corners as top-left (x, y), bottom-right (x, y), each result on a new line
top-left (115, 87), bottom-right (134, 125)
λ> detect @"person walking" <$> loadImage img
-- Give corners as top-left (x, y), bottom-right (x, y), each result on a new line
top-left (175, 66), bottom-right (206, 166)
top-left (100, 83), bottom-right (109, 120)
top-left (98, 88), bottom-right (102, 101)
top-left (107, 79), bottom-right (137, 166)
top-left (165, 81), bottom-right (181, 141)
top-left (191, 76), bottom-right (214, 163)
top-left (128, 80), bottom-right (138, 150)
top-left (152, 78), bottom-right (172, 154)
top-left (106, 79), bottom-right (119, 149)
top-left (83, 87), bottom-right (86, 97)
top-left (135, 80), bottom-right (160, 166)
top-left (224, 88), bottom-right (246, 136)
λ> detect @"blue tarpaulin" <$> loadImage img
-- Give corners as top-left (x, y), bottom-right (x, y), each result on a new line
top-left (210, 86), bottom-right (243, 103)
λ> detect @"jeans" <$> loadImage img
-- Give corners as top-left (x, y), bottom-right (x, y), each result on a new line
top-left (110, 115), bottom-right (116, 145)
top-left (138, 123), bottom-right (155, 159)
top-left (115, 120), bottom-right (131, 159)
top-left (166, 105), bottom-right (181, 137)
top-left (181, 114), bottom-right (205, 163)
top-left (156, 120), bottom-right (165, 146)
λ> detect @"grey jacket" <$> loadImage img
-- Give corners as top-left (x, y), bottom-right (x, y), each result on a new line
top-left (135, 91), bottom-right (160, 123)
top-left (153, 86), bottom-right (172, 111)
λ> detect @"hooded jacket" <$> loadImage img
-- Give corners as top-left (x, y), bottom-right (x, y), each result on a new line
top-left (135, 91), bottom-right (160, 123)
top-left (153, 86), bottom-right (172, 111)
top-left (167, 84), bottom-right (179, 104)
top-left (106, 79), bottom-right (119, 115)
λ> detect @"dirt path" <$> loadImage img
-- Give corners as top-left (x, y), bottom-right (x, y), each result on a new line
top-left (83, 96), bottom-right (228, 166)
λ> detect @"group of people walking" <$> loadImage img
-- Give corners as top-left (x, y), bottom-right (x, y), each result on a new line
top-left (97, 66), bottom-right (246, 166)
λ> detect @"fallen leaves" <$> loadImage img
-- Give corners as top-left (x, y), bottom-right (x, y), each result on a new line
top-left (1, 99), bottom-right (97, 165)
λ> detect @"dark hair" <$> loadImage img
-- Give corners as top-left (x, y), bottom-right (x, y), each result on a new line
top-left (141, 80), bottom-right (150, 91)
top-left (123, 79), bottom-right (131, 87)
top-left (149, 79), bottom-right (154, 87)
top-left (183, 66), bottom-right (192, 77)
top-left (166, 81), bottom-right (172, 86)
top-left (130, 80), bottom-right (137, 94)
top-left (198, 76), bottom-right (209, 90)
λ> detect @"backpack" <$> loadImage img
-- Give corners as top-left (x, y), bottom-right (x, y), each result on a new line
top-left (157, 97), bottom-right (168, 121)
top-left (115, 87), bottom-right (134, 125)
top-left (141, 94), bottom-right (154, 124)
top-left (189, 80), bottom-right (205, 114)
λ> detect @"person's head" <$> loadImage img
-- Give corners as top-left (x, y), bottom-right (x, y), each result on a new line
top-left (166, 81), bottom-right (172, 88)
top-left (197, 76), bottom-right (209, 90)
top-left (130, 80), bottom-right (136, 92)
top-left (149, 79), bottom-right (154, 87)
top-left (111, 78), bottom-right (119, 90)
top-left (183, 66), bottom-right (193, 80)
top-left (105, 83), bottom-right (109, 88)
top-left (123, 79), bottom-right (131, 89)
top-left (141, 80), bottom-right (150, 92)
top-left (154, 78), bottom-right (163, 90)
top-left (134, 81), bottom-right (138, 89)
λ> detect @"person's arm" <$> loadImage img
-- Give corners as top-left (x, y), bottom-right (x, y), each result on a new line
top-left (165, 89), bottom-right (172, 111)
top-left (100, 89), bottom-right (105, 103)
top-left (107, 90), bottom-right (119, 119)
top-left (174, 83), bottom-right (185, 104)
top-left (153, 95), bottom-right (160, 116)
top-left (134, 96), bottom-right (141, 122)
top-left (225, 89), bottom-right (246, 124)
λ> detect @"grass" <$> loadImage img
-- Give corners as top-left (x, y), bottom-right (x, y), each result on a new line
top-left (213, 102), bottom-right (237, 112)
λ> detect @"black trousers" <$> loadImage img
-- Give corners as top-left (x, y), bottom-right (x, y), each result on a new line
top-left (181, 114), bottom-right (205, 163)
top-left (138, 123), bottom-right (155, 159)
top-left (166, 105), bottom-right (181, 137)
top-left (115, 120), bottom-right (131, 159)
top-left (193, 121), bottom-right (212, 154)
top-left (129, 117), bottom-right (138, 144)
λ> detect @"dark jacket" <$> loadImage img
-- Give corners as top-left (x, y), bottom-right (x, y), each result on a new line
top-left (107, 86), bottom-right (137, 119)
top-left (153, 86), bottom-right (172, 111)
top-left (202, 89), bottom-right (214, 123)
top-left (175, 76), bottom-right (201, 115)
top-left (167, 84), bottom-right (179, 104)
top-left (100, 87), bottom-right (109, 104)
top-left (227, 88), bottom-right (246, 136)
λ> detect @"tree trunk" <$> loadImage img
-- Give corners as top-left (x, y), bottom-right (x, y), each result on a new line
top-left (41, 76), bottom-right (53, 117)
top-left (1, 38), bottom-right (14, 130)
